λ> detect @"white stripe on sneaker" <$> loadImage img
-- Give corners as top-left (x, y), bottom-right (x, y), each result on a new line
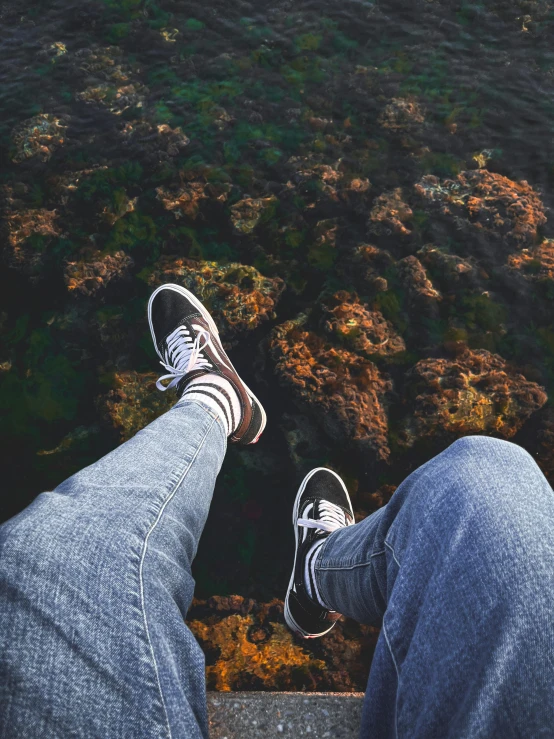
top-left (181, 373), bottom-right (243, 436)
top-left (187, 374), bottom-right (241, 432)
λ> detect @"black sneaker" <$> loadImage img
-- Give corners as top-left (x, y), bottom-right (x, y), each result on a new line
top-left (148, 283), bottom-right (266, 445)
top-left (285, 467), bottom-right (354, 639)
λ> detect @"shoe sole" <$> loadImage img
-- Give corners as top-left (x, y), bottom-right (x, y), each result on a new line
top-left (284, 467), bottom-right (354, 639)
top-left (147, 283), bottom-right (267, 443)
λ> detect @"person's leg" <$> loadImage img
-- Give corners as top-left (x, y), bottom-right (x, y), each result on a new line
top-left (0, 398), bottom-right (225, 738)
top-left (315, 437), bottom-right (554, 737)
top-left (0, 283), bottom-right (266, 738)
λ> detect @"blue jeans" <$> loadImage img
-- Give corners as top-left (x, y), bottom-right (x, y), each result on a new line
top-left (1, 398), bottom-right (553, 737)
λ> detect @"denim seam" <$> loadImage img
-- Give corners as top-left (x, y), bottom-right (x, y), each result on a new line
top-left (385, 540), bottom-right (402, 568)
top-left (318, 561), bottom-right (375, 571)
top-left (138, 412), bottom-right (220, 739)
top-left (382, 621), bottom-right (400, 739)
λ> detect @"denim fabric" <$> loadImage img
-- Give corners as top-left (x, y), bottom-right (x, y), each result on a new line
top-left (0, 399), bottom-right (226, 739)
top-left (2, 404), bottom-right (553, 739)
top-left (316, 436), bottom-right (554, 738)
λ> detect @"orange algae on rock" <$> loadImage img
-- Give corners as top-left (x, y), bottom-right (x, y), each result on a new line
top-left (506, 240), bottom-right (554, 282)
top-left (103, 372), bottom-right (174, 441)
top-left (321, 291), bottom-right (406, 357)
top-left (65, 250), bottom-right (134, 296)
top-left (368, 188), bottom-right (413, 236)
top-left (230, 196), bottom-right (277, 234)
top-left (6, 208), bottom-right (59, 248)
top-left (401, 348), bottom-right (547, 446)
top-left (189, 614), bottom-right (324, 692)
top-left (269, 316), bottom-right (392, 462)
top-left (156, 180), bottom-right (229, 220)
top-left (11, 114), bottom-right (67, 163)
top-left (415, 170), bottom-right (546, 250)
top-left (144, 257), bottom-right (284, 342)
top-left (396, 256), bottom-right (441, 305)
top-left (378, 97), bottom-right (425, 131)
top-left (187, 596), bottom-right (377, 692)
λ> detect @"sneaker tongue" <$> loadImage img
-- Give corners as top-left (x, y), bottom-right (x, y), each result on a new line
top-left (316, 500), bottom-right (346, 530)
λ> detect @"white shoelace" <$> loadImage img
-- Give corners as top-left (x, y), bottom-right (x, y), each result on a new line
top-left (156, 325), bottom-right (213, 391)
top-left (298, 500), bottom-right (349, 534)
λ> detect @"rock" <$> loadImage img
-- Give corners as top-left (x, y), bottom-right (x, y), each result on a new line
top-left (368, 188), bottom-right (413, 237)
top-left (157, 182), bottom-right (208, 219)
top-left (73, 45), bottom-right (148, 115)
top-left (338, 244), bottom-right (394, 293)
top-left (187, 596), bottom-right (378, 692)
top-left (506, 240), bottom-right (554, 283)
top-left (4, 207), bottom-right (60, 274)
top-left (378, 97), bottom-right (425, 131)
top-left (155, 124), bottom-right (190, 156)
top-left (230, 196), bottom-right (277, 234)
top-left (144, 258), bottom-right (284, 343)
top-left (287, 156), bottom-right (370, 203)
top-left (37, 425), bottom-right (100, 456)
top-left (417, 244), bottom-right (477, 286)
top-left (102, 191), bottom-right (137, 225)
top-left (6, 207), bottom-right (59, 249)
top-left (269, 315), bottom-right (392, 462)
top-left (11, 114), bottom-right (67, 163)
top-left (65, 250), bottom-right (134, 297)
top-left (156, 180), bottom-right (229, 220)
top-left (396, 256), bottom-right (441, 306)
top-left (280, 413), bottom-right (330, 475)
top-left (308, 218), bottom-right (339, 269)
top-left (401, 348), bottom-right (547, 446)
top-left (415, 170), bottom-right (546, 252)
top-left (102, 371), bottom-right (175, 442)
top-left (321, 291), bottom-right (406, 357)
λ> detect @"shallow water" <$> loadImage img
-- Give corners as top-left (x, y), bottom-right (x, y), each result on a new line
top-left (1, 0), bottom-right (554, 603)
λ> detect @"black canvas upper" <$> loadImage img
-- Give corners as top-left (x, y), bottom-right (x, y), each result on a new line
top-left (287, 470), bottom-right (354, 637)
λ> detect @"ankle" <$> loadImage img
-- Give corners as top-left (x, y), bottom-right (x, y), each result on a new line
top-left (180, 373), bottom-right (241, 437)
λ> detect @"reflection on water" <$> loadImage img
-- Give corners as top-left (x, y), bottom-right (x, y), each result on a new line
top-left (1, 0), bottom-right (554, 608)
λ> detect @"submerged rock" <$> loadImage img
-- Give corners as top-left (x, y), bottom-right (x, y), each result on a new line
top-left (269, 315), bottom-right (392, 462)
top-left (65, 250), bottom-right (134, 296)
top-left (144, 258), bottom-right (284, 343)
top-left (506, 240), bottom-right (554, 283)
top-left (417, 244), bottom-right (477, 286)
top-left (396, 256), bottom-right (441, 307)
top-left (415, 170), bottom-right (546, 252)
top-left (321, 291), bottom-right (406, 357)
top-left (11, 114), bottom-right (67, 163)
top-left (378, 97), bottom-right (425, 131)
top-left (156, 180), bottom-right (229, 220)
top-left (102, 372), bottom-right (174, 442)
top-left (338, 244), bottom-right (394, 293)
top-left (368, 188), bottom-right (413, 237)
top-left (187, 596), bottom-right (377, 692)
top-left (4, 207), bottom-right (60, 274)
top-left (230, 196), bottom-right (277, 234)
top-left (401, 348), bottom-right (547, 446)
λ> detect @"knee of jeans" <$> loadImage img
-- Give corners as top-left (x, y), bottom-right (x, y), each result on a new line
top-left (449, 435), bottom-right (533, 466)
top-left (442, 435), bottom-right (541, 509)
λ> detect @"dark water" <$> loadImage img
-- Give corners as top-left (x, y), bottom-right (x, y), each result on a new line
top-left (2, 0), bottom-right (554, 600)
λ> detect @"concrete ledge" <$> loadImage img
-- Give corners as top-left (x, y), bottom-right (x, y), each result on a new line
top-left (207, 691), bottom-right (364, 738)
